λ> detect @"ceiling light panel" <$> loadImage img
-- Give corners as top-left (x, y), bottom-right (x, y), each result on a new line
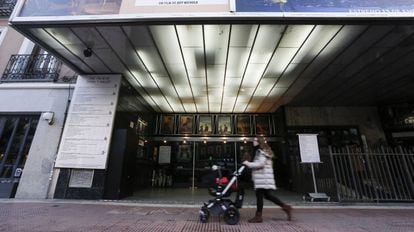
top-left (150, 25), bottom-right (196, 112)
top-left (276, 63), bottom-right (308, 88)
top-left (245, 97), bottom-right (266, 112)
top-left (204, 25), bottom-right (230, 113)
top-left (30, 28), bottom-right (93, 73)
top-left (123, 25), bottom-right (174, 88)
top-left (136, 47), bottom-right (169, 78)
top-left (195, 97), bottom-right (209, 112)
top-left (291, 25), bottom-right (342, 64)
top-left (95, 26), bottom-right (176, 112)
top-left (290, 25), bottom-right (368, 94)
top-left (123, 72), bottom-right (160, 112)
top-left (233, 86), bottom-right (255, 112)
top-left (226, 25), bottom-right (258, 78)
top-left (176, 25), bottom-right (206, 112)
top-left (239, 25), bottom-right (284, 106)
top-left (149, 25), bottom-right (188, 85)
top-left (250, 25), bottom-right (284, 64)
top-left (262, 25), bottom-right (313, 79)
top-left (176, 25), bottom-right (205, 78)
top-left (279, 25), bottom-right (314, 48)
top-left (253, 80), bottom-right (276, 97)
top-left (204, 25), bottom-right (230, 65)
top-left (45, 27), bottom-right (111, 73)
top-left (245, 77), bottom-right (278, 112)
top-left (97, 27), bottom-right (162, 89)
top-left (263, 48), bottom-right (299, 78)
top-left (207, 65), bottom-right (225, 88)
top-left (242, 63), bottom-right (267, 88)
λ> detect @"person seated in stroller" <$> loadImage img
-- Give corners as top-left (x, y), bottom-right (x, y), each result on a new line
top-left (199, 162), bottom-right (246, 225)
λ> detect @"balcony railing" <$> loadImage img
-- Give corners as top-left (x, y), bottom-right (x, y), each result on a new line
top-left (1, 54), bottom-right (62, 82)
top-left (0, 0), bottom-right (16, 17)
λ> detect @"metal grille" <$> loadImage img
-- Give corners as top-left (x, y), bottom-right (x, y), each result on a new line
top-left (1, 54), bottom-right (62, 82)
top-left (0, 0), bottom-right (16, 16)
top-left (0, 115), bottom-right (39, 198)
top-left (329, 146), bottom-right (414, 202)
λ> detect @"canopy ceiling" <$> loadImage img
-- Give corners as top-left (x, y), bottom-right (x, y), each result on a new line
top-left (11, 20), bottom-right (414, 113)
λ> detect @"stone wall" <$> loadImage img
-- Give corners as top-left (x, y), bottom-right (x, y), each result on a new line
top-left (285, 106), bottom-right (386, 145)
top-left (0, 83), bottom-right (73, 199)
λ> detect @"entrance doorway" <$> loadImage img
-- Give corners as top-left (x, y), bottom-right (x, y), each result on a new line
top-left (149, 140), bottom-right (253, 189)
top-left (125, 138), bottom-right (299, 204)
top-left (130, 138), bottom-right (289, 192)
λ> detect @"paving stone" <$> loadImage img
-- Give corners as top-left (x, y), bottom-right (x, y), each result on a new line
top-left (0, 201), bottom-right (413, 232)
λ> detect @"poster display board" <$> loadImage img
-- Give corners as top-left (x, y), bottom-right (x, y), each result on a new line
top-left (159, 146), bottom-right (172, 164)
top-left (298, 134), bottom-right (320, 163)
top-left (55, 75), bottom-right (121, 169)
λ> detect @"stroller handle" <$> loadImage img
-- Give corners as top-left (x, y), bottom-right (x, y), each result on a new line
top-left (233, 165), bottom-right (246, 176)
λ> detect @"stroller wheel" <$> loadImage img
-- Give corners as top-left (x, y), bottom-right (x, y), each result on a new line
top-left (199, 207), bottom-right (210, 223)
top-left (223, 206), bottom-right (240, 225)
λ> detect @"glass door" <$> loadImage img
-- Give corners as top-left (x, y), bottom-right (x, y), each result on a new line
top-left (193, 141), bottom-right (238, 189)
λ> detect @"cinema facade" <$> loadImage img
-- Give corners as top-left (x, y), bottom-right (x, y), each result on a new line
top-left (0, 0), bottom-right (413, 202)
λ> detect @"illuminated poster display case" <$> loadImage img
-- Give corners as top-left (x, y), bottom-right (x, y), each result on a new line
top-left (236, 115), bottom-right (251, 135)
top-left (198, 115), bottom-right (213, 135)
top-left (217, 115), bottom-right (232, 135)
top-left (156, 113), bottom-right (280, 137)
top-left (179, 115), bottom-right (194, 134)
top-left (160, 114), bottom-right (175, 135)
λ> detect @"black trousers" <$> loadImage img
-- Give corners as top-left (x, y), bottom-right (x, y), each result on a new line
top-left (255, 188), bottom-right (284, 212)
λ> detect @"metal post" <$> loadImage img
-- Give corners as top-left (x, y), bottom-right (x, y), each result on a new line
top-left (311, 163), bottom-right (318, 193)
top-left (328, 146), bottom-right (342, 202)
top-left (192, 141), bottom-right (196, 191)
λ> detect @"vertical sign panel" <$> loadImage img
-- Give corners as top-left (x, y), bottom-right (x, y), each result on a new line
top-left (298, 134), bottom-right (320, 163)
top-left (55, 75), bottom-right (121, 169)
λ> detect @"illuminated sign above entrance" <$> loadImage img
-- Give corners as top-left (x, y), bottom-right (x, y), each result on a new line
top-left (236, 0), bottom-right (414, 14)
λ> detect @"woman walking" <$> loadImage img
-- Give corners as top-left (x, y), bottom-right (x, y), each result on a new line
top-left (243, 137), bottom-right (292, 222)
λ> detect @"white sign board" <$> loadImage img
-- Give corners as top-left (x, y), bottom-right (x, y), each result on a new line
top-left (158, 146), bottom-right (171, 164)
top-left (68, 169), bottom-right (94, 188)
top-left (298, 134), bottom-right (321, 163)
top-left (55, 75), bottom-right (121, 169)
top-left (136, 0), bottom-right (227, 6)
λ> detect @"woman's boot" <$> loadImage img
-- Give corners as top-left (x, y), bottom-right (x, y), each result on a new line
top-left (282, 204), bottom-right (292, 221)
top-left (248, 211), bottom-right (263, 223)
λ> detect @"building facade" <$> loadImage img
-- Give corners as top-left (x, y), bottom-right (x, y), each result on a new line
top-left (0, 0), bottom-right (413, 202)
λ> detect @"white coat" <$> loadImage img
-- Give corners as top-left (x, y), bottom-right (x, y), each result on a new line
top-left (243, 149), bottom-right (276, 190)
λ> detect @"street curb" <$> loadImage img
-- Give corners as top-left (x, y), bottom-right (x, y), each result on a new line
top-left (1, 198), bottom-right (413, 210)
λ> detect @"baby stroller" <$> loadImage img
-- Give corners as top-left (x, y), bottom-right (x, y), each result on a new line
top-left (199, 164), bottom-right (246, 225)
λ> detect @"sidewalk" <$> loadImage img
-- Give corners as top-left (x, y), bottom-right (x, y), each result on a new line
top-left (1, 199), bottom-right (414, 232)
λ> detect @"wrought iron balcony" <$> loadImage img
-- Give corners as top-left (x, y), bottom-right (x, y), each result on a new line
top-left (0, 0), bottom-right (16, 17)
top-left (1, 54), bottom-right (62, 82)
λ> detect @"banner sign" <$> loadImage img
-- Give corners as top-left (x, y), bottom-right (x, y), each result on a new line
top-left (236, 0), bottom-right (414, 14)
top-left (55, 75), bottom-right (121, 169)
top-left (136, 0), bottom-right (228, 6)
top-left (119, 0), bottom-right (230, 14)
top-left (298, 134), bottom-right (320, 163)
